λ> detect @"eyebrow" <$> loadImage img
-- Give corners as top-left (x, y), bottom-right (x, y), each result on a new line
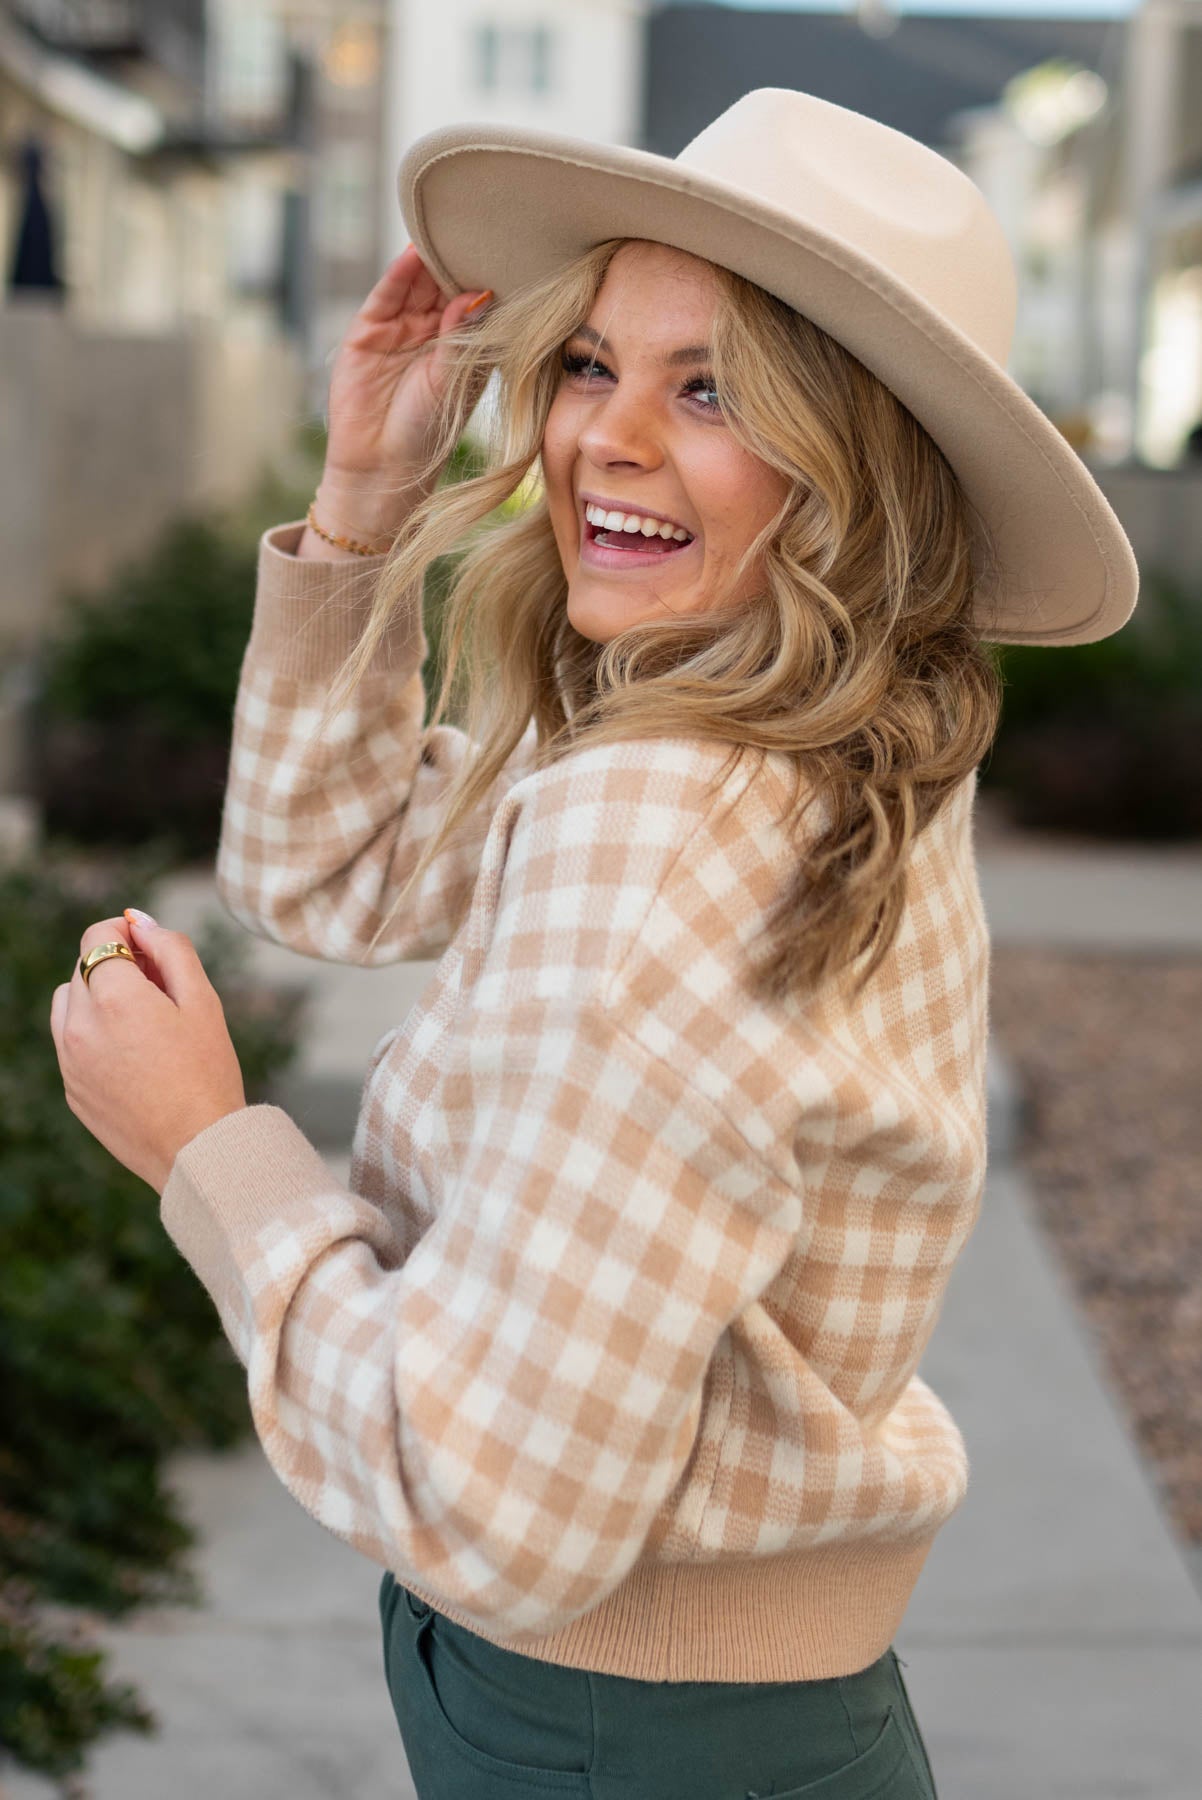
top-left (568, 324), bottom-right (712, 367)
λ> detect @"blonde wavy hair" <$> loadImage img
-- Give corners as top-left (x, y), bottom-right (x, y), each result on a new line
top-left (313, 237), bottom-right (1004, 1006)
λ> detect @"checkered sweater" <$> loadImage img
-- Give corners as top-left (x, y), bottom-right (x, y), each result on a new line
top-left (160, 518), bottom-right (993, 1684)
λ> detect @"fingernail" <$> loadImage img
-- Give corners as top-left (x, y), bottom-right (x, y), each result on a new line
top-left (463, 289), bottom-right (494, 316)
top-left (125, 907), bottom-right (157, 930)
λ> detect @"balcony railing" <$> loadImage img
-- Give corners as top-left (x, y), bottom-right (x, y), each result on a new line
top-left (11, 0), bottom-right (141, 53)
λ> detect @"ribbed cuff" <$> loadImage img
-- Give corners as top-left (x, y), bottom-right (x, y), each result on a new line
top-left (246, 520), bottom-right (426, 683)
top-left (160, 1102), bottom-right (348, 1340)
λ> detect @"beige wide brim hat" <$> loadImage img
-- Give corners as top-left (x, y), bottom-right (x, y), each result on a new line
top-left (397, 86), bottom-right (1139, 648)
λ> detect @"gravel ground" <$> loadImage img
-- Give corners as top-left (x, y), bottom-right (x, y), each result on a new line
top-left (977, 788), bottom-right (1202, 1551)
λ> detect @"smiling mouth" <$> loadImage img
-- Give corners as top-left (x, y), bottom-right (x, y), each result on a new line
top-left (581, 516), bottom-right (697, 565)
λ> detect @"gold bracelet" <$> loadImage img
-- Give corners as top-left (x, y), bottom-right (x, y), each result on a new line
top-left (305, 498), bottom-right (394, 557)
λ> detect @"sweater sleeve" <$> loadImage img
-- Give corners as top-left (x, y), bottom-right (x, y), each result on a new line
top-left (215, 520), bottom-right (538, 965)
top-left (159, 759), bottom-right (806, 1635)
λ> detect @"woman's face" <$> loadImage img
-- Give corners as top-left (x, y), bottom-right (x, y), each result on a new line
top-left (542, 240), bottom-right (792, 644)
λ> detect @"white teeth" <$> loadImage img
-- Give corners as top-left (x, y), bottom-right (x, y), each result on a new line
top-left (585, 502), bottom-right (692, 541)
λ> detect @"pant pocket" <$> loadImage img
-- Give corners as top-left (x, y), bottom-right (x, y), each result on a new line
top-left (583, 1647), bottom-right (910, 1800)
top-left (749, 1705), bottom-right (911, 1799)
top-left (377, 1570), bottom-right (400, 1690)
top-left (384, 1587), bottom-right (592, 1796)
top-left (416, 1607), bottom-right (594, 1782)
top-left (378, 1568), bottom-right (398, 1629)
top-left (886, 1651), bottom-right (938, 1798)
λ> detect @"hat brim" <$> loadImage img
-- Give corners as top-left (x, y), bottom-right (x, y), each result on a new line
top-left (398, 122), bottom-right (1138, 648)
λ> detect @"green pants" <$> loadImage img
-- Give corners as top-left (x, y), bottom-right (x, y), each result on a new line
top-left (378, 1571), bottom-right (938, 1798)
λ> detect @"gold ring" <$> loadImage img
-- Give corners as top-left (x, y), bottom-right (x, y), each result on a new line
top-left (79, 941), bottom-right (138, 988)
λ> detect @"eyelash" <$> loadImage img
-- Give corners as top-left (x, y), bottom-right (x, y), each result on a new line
top-left (559, 350), bottom-right (723, 415)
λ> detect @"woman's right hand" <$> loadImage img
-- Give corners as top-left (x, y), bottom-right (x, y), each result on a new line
top-left (321, 244), bottom-right (492, 496)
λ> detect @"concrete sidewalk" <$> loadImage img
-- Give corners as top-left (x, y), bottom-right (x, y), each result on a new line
top-left (973, 832), bottom-right (1202, 952)
top-left (7, 846), bottom-right (1202, 1798)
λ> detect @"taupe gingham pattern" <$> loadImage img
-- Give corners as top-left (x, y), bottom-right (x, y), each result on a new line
top-left (217, 524), bottom-right (539, 966)
top-left (159, 518), bottom-right (992, 1683)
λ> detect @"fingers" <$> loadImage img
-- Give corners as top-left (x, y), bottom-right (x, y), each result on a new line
top-left (121, 922), bottom-right (214, 1012)
top-left (49, 980), bottom-right (69, 1048)
top-left (360, 245), bottom-right (490, 335)
top-left (52, 923), bottom-right (133, 1063)
top-left (70, 914), bottom-right (211, 1014)
top-left (440, 287), bottom-right (493, 334)
top-left (74, 916), bottom-right (144, 1002)
top-left (360, 244), bottom-right (448, 323)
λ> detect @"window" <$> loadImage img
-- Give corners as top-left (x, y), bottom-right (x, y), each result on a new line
top-left (226, 172), bottom-right (284, 295)
top-left (530, 23), bottom-right (553, 95)
top-left (474, 21), bottom-right (500, 92)
top-left (12, 0), bottom-right (138, 50)
top-left (211, 0), bottom-right (288, 128)
top-left (314, 143), bottom-right (374, 262)
top-left (471, 20), bottom-right (556, 98)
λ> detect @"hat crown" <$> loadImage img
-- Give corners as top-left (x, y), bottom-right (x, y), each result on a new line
top-left (677, 88), bottom-right (1017, 367)
top-left (396, 83), bottom-right (1139, 644)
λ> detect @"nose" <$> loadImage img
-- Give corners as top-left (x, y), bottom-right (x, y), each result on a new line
top-left (577, 381), bottom-right (666, 473)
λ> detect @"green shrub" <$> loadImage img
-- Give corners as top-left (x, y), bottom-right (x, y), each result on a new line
top-left (0, 840), bottom-right (306, 1788)
top-left (35, 517), bottom-right (258, 745)
top-left (0, 1586), bottom-right (152, 1796)
top-left (983, 567), bottom-right (1202, 838)
top-left (29, 441), bottom-right (502, 857)
top-left (216, 452), bottom-right (328, 560)
top-left (992, 567), bottom-right (1202, 724)
top-left (27, 512), bottom-right (259, 859)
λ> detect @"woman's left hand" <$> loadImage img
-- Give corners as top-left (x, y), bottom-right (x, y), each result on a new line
top-left (50, 910), bottom-right (248, 1196)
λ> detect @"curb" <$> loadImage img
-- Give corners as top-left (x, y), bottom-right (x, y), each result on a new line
top-left (985, 1037), bottom-right (1025, 1168)
top-left (269, 1068), bottom-right (366, 1152)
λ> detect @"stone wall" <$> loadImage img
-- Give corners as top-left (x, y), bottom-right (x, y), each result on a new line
top-left (1092, 464), bottom-right (1202, 594)
top-left (0, 300), bottom-right (304, 792)
top-left (0, 301), bottom-right (303, 654)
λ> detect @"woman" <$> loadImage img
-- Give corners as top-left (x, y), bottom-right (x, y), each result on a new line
top-left (51, 90), bottom-right (1137, 1797)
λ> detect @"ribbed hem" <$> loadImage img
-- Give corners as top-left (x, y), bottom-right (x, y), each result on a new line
top-left (401, 1535), bottom-right (936, 1684)
top-left (161, 1105), bottom-right (942, 1686)
top-left (248, 519), bottom-right (426, 683)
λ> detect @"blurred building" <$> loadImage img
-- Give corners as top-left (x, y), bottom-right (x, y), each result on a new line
top-left (948, 0), bottom-right (1202, 474)
top-left (269, 2), bottom-right (389, 413)
top-left (946, 0), bottom-right (1202, 581)
top-left (0, 0), bottom-right (350, 812)
top-left (0, 0), bottom-right (310, 333)
top-left (645, 1), bottom-right (1202, 570)
top-left (0, 0), bottom-right (320, 673)
top-left (381, 0), bottom-right (651, 251)
top-left (369, 0), bottom-right (652, 443)
top-left (239, 2), bottom-right (653, 417)
top-left (1119, 0), bottom-right (1202, 468)
top-left (645, 3), bottom-right (1122, 442)
top-left (645, 2), bottom-right (1117, 161)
